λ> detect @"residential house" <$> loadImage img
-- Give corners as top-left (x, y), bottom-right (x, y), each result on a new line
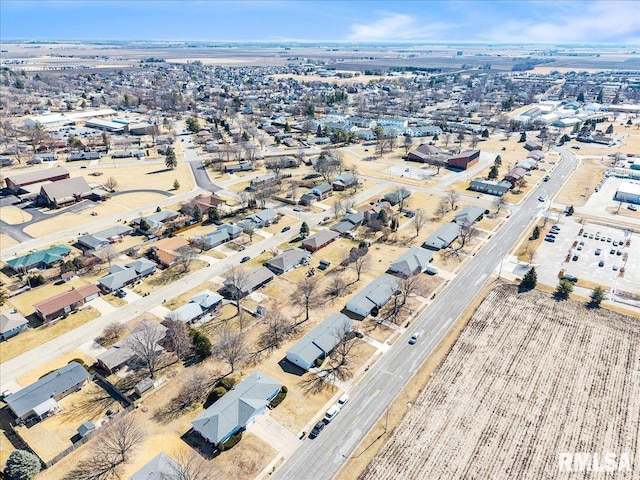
top-left (345, 274), bottom-right (399, 318)
top-left (5, 362), bottom-right (90, 422)
top-left (453, 206), bottom-right (485, 227)
top-left (216, 223), bottom-right (243, 239)
top-left (0, 311), bottom-right (29, 341)
top-left (191, 371), bottom-right (282, 445)
top-left (201, 229), bottom-right (230, 249)
top-left (96, 320), bottom-right (168, 374)
top-left (6, 244), bottom-right (72, 272)
top-left (389, 247), bottom-right (434, 277)
top-left (266, 248), bottom-right (310, 275)
top-left (302, 229), bottom-right (340, 252)
top-left (132, 210), bottom-right (179, 230)
top-left (286, 313), bottom-right (354, 370)
top-left (147, 237), bottom-right (190, 268)
top-left (311, 183), bottom-right (333, 200)
top-left (222, 266), bottom-right (274, 299)
top-left (186, 193), bottom-right (226, 213)
top-left (34, 284), bottom-right (100, 322)
top-left (330, 212), bottom-right (364, 236)
top-left (299, 193), bottom-right (317, 206)
top-left (170, 290), bottom-right (222, 324)
top-left (224, 162), bottom-right (253, 173)
top-left (516, 158), bottom-right (537, 170)
top-left (67, 151), bottom-right (102, 161)
top-left (422, 223), bottom-right (461, 251)
top-left (77, 225), bottom-right (133, 251)
top-left (40, 177), bottom-right (94, 206)
top-left (524, 140), bottom-right (542, 151)
top-left (6, 166), bottom-right (70, 193)
top-left (128, 453), bottom-right (181, 480)
top-left (469, 178), bottom-right (511, 196)
top-left (249, 174), bottom-right (279, 191)
top-left (33, 152), bottom-right (58, 163)
top-left (504, 167), bottom-right (527, 185)
top-left (447, 150), bottom-right (480, 170)
top-left (244, 209), bottom-right (277, 228)
top-left (266, 157), bottom-right (299, 170)
top-left (332, 173), bottom-right (357, 191)
top-left (98, 258), bottom-right (157, 292)
top-left (383, 189), bottom-right (412, 206)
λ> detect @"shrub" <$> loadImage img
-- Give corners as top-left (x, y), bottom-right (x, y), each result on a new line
top-left (217, 377), bottom-right (236, 391)
top-left (217, 431), bottom-right (242, 452)
top-left (68, 359), bottom-right (88, 370)
top-left (189, 329), bottom-right (212, 358)
top-left (269, 386), bottom-right (288, 409)
top-left (27, 275), bottom-right (45, 287)
top-left (210, 387), bottom-right (227, 402)
top-left (4, 450), bottom-right (42, 480)
top-left (314, 357), bottom-right (324, 368)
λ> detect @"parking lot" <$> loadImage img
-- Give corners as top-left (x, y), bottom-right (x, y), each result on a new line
top-left (534, 219), bottom-right (640, 295)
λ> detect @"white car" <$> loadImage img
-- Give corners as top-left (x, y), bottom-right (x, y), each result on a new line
top-left (323, 404), bottom-right (341, 423)
top-left (338, 393), bottom-right (350, 407)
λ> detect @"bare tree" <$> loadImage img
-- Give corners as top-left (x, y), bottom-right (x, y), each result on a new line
top-left (470, 134), bottom-right (480, 149)
top-left (333, 198), bottom-right (344, 219)
top-left (324, 322), bottom-right (359, 382)
top-left (412, 208), bottom-right (428, 237)
top-left (242, 223), bottom-right (255, 243)
top-left (163, 317), bottom-right (193, 360)
top-left (398, 273), bottom-right (426, 306)
top-left (224, 266), bottom-right (249, 329)
top-left (175, 368), bottom-right (216, 408)
top-left (23, 123), bottom-right (49, 154)
top-left (492, 195), bottom-right (507, 214)
top-left (325, 275), bottom-right (347, 300)
top-left (457, 223), bottom-right (479, 250)
top-left (395, 186), bottom-right (411, 212)
top-left (514, 177), bottom-right (527, 193)
top-left (258, 307), bottom-right (294, 352)
top-left (104, 177), bottom-right (118, 192)
top-left (96, 415), bottom-right (146, 465)
top-left (125, 321), bottom-right (166, 379)
top-left (446, 190), bottom-right (460, 210)
top-left (97, 322), bottom-right (126, 347)
top-left (175, 247), bottom-right (197, 274)
top-left (168, 450), bottom-right (219, 480)
top-left (216, 328), bottom-right (248, 373)
top-left (96, 244), bottom-right (119, 268)
top-left (435, 197), bottom-right (449, 219)
top-left (351, 250), bottom-right (371, 282)
top-left (313, 154), bottom-right (337, 183)
top-left (402, 134), bottom-right (413, 155)
top-left (294, 276), bottom-right (321, 323)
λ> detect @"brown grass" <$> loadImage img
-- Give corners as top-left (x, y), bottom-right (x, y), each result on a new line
top-left (555, 156), bottom-right (608, 206)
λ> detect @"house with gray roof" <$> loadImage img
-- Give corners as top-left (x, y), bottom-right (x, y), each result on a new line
top-left (286, 313), bottom-right (353, 370)
top-left (5, 361), bottom-right (90, 421)
top-left (40, 176), bottom-right (94, 206)
top-left (77, 225), bottom-right (133, 251)
top-left (96, 320), bottom-right (167, 374)
top-left (216, 223), bottom-right (243, 239)
top-left (469, 178), bottom-right (511, 197)
top-left (245, 209), bottom-right (277, 228)
top-left (222, 266), bottom-right (274, 298)
top-left (201, 229), bottom-right (230, 249)
top-left (98, 258), bottom-right (156, 292)
top-left (345, 274), bottom-right (399, 318)
top-left (332, 173), bottom-right (357, 191)
top-left (422, 223), bottom-right (461, 251)
top-left (302, 229), bottom-right (340, 252)
top-left (266, 248), bottom-right (310, 275)
top-left (311, 183), bottom-right (333, 200)
top-left (389, 247), bottom-right (434, 277)
top-left (0, 311), bottom-right (29, 341)
top-left (383, 189), bottom-right (412, 206)
top-left (170, 290), bottom-right (222, 324)
top-left (128, 452), bottom-right (180, 480)
top-left (453, 206), bottom-right (485, 227)
top-left (191, 371), bottom-right (281, 445)
top-left (132, 210), bottom-right (179, 230)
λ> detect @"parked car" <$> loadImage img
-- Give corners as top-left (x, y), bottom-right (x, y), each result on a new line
top-left (240, 256), bottom-right (251, 263)
top-left (628, 204), bottom-right (638, 211)
top-left (617, 250), bottom-right (622, 256)
top-left (309, 421), bottom-right (325, 439)
top-left (338, 394), bottom-right (350, 407)
top-left (323, 404), bottom-right (340, 423)
top-left (544, 237), bottom-right (555, 243)
top-left (613, 265), bottom-right (619, 271)
top-left (563, 274), bottom-right (578, 282)
top-left (610, 249), bottom-right (615, 255)
top-left (572, 255), bottom-right (579, 261)
top-left (607, 237), bottom-right (612, 243)
top-left (595, 249), bottom-right (601, 255)
top-left (281, 226), bottom-right (291, 232)
top-left (599, 261), bottom-right (605, 267)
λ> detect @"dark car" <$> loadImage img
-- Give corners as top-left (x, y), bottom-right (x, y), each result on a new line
top-left (240, 256), bottom-right (251, 263)
top-left (598, 261), bottom-right (605, 267)
top-left (281, 226), bottom-right (291, 232)
top-left (544, 237), bottom-right (555, 243)
top-left (309, 421), bottom-right (325, 439)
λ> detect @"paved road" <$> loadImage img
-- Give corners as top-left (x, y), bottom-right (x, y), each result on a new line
top-left (271, 149), bottom-right (578, 480)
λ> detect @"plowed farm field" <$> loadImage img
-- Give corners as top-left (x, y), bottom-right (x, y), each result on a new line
top-left (359, 284), bottom-right (640, 480)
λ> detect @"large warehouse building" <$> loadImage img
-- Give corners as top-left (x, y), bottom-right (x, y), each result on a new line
top-left (614, 181), bottom-right (640, 205)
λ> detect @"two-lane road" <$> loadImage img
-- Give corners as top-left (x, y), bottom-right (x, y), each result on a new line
top-left (272, 149), bottom-right (577, 480)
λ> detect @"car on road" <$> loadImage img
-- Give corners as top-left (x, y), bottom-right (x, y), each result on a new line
top-left (409, 332), bottom-right (421, 344)
top-left (338, 393), bottom-right (350, 407)
top-left (309, 421), bottom-right (325, 439)
top-left (240, 256), bottom-right (251, 263)
top-left (595, 248), bottom-right (601, 255)
top-left (628, 204), bottom-right (637, 211)
top-left (293, 207), bottom-right (301, 212)
top-left (563, 274), bottom-right (578, 282)
top-left (281, 226), bottom-right (291, 232)
top-left (538, 196), bottom-right (546, 202)
top-left (324, 405), bottom-right (340, 423)
top-left (599, 261), bottom-right (605, 267)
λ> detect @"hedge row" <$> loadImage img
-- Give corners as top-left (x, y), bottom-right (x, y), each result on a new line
top-left (269, 386), bottom-right (288, 409)
top-left (217, 431), bottom-right (242, 452)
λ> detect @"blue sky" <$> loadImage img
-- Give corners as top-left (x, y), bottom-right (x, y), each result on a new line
top-left (2, 1), bottom-right (639, 44)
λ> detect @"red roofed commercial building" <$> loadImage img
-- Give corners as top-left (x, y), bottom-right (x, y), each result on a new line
top-left (447, 150), bottom-right (480, 170)
top-left (34, 284), bottom-right (100, 322)
top-left (5, 167), bottom-right (70, 193)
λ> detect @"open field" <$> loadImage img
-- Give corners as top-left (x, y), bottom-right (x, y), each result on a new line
top-left (0, 234), bottom-right (19, 250)
top-left (1, 206), bottom-right (32, 225)
top-left (358, 284), bottom-right (640, 479)
top-left (71, 162), bottom-right (195, 192)
top-left (555, 156), bottom-right (608, 207)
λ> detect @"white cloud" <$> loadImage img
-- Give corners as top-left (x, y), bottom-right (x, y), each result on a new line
top-left (480, 1), bottom-right (640, 43)
top-left (347, 12), bottom-right (455, 41)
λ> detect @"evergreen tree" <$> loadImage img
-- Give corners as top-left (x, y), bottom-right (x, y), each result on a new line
top-left (207, 207), bottom-right (220, 222)
top-left (139, 218), bottom-right (150, 231)
top-left (165, 146), bottom-right (177, 169)
top-left (173, 179), bottom-right (181, 190)
top-left (488, 165), bottom-right (499, 180)
top-left (186, 116), bottom-right (201, 133)
top-left (589, 286), bottom-right (605, 307)
top-left (481, 128), bottom-right (489, 139)
top-left (4, 450), bottom-right (42, 480)
top-left (606, 124), bottom-right (614, 134)
top-left (300, 222), bottom-right (309, 238)
top-left (519, 132), bottom-right (527, 143)
top-left (494, 155), bottom-right (502, 167)
top-left (192, 205), bottom-right (202, 222)
top-left (577, 92), bottom-right (585, 102)
top-left (531, 226), bottom-right (540, 240)
top-left (567, 205), bottom-right (574, 216)
top-left (189, 329), bottom-right (212, 358)
top-left (520, 267), bottom-right (537, 291)
top-left (555, 279), bottom-right (573, 299)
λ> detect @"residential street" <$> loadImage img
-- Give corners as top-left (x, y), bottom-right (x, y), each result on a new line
top-left (270, 149), bottom-right (578, 480)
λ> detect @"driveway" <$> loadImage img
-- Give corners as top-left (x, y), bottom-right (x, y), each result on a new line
top-left (248, 412), bottom-right (300, 459)
top-left (87, 297), bottom-right (117, 316)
